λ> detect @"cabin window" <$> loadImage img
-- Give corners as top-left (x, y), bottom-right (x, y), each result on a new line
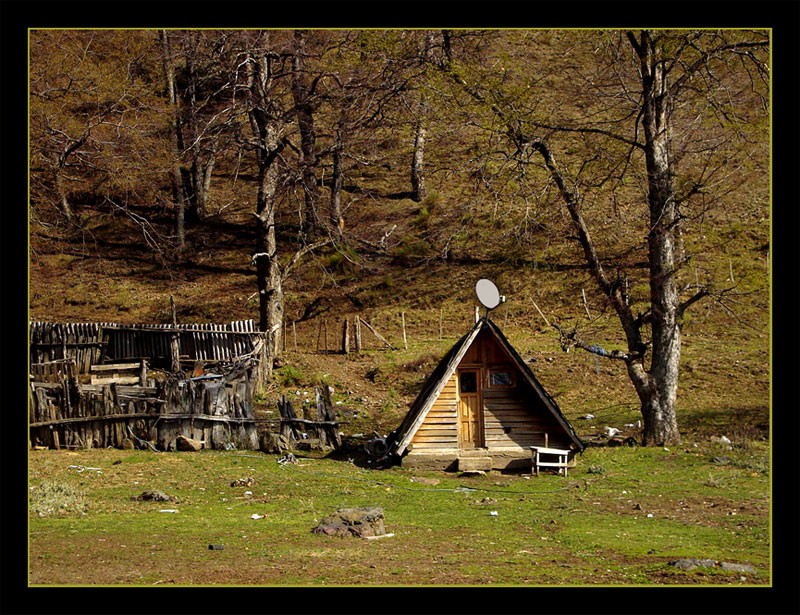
top-left (459, 371), bottom-right (478, 393)
top-left (489, 370), bottom-right (514, 387)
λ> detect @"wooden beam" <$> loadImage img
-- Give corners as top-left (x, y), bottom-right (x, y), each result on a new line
top-left (30, 413), bottom-right (257, 428)
top-left (358, 318), bottom-right (396, 350)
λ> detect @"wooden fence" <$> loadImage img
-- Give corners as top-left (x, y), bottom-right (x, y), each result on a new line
top-left (29, 374), bottom-right (259, 451)
top-left (30, 319), bottom-right (261, 376)
top-left (277, 386), bottom-right (342, 449)
top-left (29, 320), bottom-right (263, 451)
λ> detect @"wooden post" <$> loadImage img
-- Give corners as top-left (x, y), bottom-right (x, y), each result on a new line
top-left (316, 320), bottom-right (322, 353)
top-left (532, 298), bottom-right (550, 327)
top-left (282, 321), bottom-right (287, 352)
top-left (169, 296), bottom-right (180, 372)
top-left (342, 319), bottom-right (350, 355)
top-left (170, 335), bottom-right (180, 373)
top-left (323, 319), bottom-right (328, 353)
top-left (401, 312), bottom-right (408, 350)
top-left (359, 318), bottom-right (396, 350)
top-left (293, 321), bottom-right (297, 351)
top-left (354, 316), bottom-right (362, 352)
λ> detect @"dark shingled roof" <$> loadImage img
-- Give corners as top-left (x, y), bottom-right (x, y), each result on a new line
top-left (388, 317), bottom-right (584, 457)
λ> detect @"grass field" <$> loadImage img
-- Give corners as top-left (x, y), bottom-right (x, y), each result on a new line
top-left (28, 434), bottom-right (769, 587)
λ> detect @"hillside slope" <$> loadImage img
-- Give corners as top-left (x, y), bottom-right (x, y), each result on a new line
top-left (28, 170), bottom-right (770, 446)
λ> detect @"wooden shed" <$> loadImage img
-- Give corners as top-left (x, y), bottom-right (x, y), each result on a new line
top-left (387, 317), bottom-right (584, 472)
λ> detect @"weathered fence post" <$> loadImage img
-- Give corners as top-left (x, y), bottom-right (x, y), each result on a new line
top-left (316, 385), bottom-right (341, 449)
top-left (169, 329), bottom-right (181, 372)
top-left (342, 319), bottom-right (350, 355)
top-left (169, 297), bottom-right (180, 373)
top-left (354, 316), bottom-right (362, 352)
top-left (253, 332), bottom-right (270, 395)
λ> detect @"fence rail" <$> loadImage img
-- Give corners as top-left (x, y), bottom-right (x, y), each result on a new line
top-left (29, 376), bottom-right (259, 451)
top-left (29, 319), bottom-right (263, 451)
top-left (30, 320), bottom-right (259, 375)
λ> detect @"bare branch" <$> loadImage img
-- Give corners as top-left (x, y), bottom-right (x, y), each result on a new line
top-left (552, 322), bottom-right (644, 363)
top-left (677, 287), bottom-right (710, 319)
top-left (282, 238), bottom-right (333, 279)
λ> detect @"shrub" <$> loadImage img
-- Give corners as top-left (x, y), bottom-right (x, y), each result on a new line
top-left (391, 238), bottom-right (434, 267)
top-left (321, 246), bottom-right (358, 275)
top-left (30, 480), bottom-right (87, 517)
top-left (278, 364), bottom-right (305, 387)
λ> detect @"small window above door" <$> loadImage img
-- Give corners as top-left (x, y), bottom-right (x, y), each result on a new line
top-left (459, 371), bottom-right (478, 393)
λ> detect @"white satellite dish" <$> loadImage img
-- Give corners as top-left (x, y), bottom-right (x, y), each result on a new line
top-left (475, 278), bottom-right (503, 311)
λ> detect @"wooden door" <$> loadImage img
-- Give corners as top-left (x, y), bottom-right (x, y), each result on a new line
top-left (458, 369), bottom-right (483, 448)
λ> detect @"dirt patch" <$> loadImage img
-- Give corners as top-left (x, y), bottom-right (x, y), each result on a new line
top-left (605, 494), bottom-right (769, 528)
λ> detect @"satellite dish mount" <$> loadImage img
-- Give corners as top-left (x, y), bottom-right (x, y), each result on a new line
top-left (475, 278), bottom-right (505, 319)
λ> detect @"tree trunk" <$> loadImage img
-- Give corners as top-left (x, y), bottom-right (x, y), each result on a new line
top-left (247, 51), bottom-right (287, 372)
top-left (159, 29), bottom-right (187, 252)
top-left (410, 32), bottom-right (434, 203)
top-left (329, 115), bottom-right (346, 236)
top-left (54, 163), bottom-right (74, 225)
top-left (291, 30), bottom-right (321, 233)
top-left (52, 133), bottom-right (88, 226)
top-left (410, 117), bottom-right (427, 202)
top-left (186, 152), bottom-right (215, 222)
top-left (634, 30), bottom-right (682, 446)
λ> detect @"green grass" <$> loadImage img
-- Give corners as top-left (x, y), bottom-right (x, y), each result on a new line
top-left (28, 441), bottom-right (770, 587)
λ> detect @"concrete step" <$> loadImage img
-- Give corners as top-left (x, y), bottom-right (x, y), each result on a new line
top-left (457, 456), bottom-right (493, 472)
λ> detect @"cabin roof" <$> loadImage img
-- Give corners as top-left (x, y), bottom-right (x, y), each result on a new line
top-left (389, 317), bottom-right (584, 456)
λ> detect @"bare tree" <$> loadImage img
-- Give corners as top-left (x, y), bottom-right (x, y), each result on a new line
top-left (408, 31), bottom-right (441, 203)
top-left (30, 30), bottom-right (173, 237)
top-left (290, 30), bottom-right (323, 234)
top-left (159, 30), bottom-right (235, 250)
top-left (236, 33), bottom-right (333, 379)
top-left (243, 45), bottom-right (289, 366)
top-left (437, 29), bottom-right (769, 445)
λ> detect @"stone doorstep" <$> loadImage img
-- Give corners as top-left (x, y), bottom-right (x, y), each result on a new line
top-left (457, 456), bottom-right (494, 472)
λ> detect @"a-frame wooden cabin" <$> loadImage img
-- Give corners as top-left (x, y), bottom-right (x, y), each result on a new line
top-left (387, 317), bottom-right (584, 472)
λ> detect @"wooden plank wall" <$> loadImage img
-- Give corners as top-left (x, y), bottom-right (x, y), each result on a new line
top-left (29, 319), bottom-right (261, 451)
top-left (483, 385), bottom-right (570, 450)
top-left (29, 380), bottom-right (163, 450)
top-left (408, 371), bottom-right (571, 452)
top-left (156, 376), bottom-right (259, 451)
top-left (410, 373), bottom-right (459, 449)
